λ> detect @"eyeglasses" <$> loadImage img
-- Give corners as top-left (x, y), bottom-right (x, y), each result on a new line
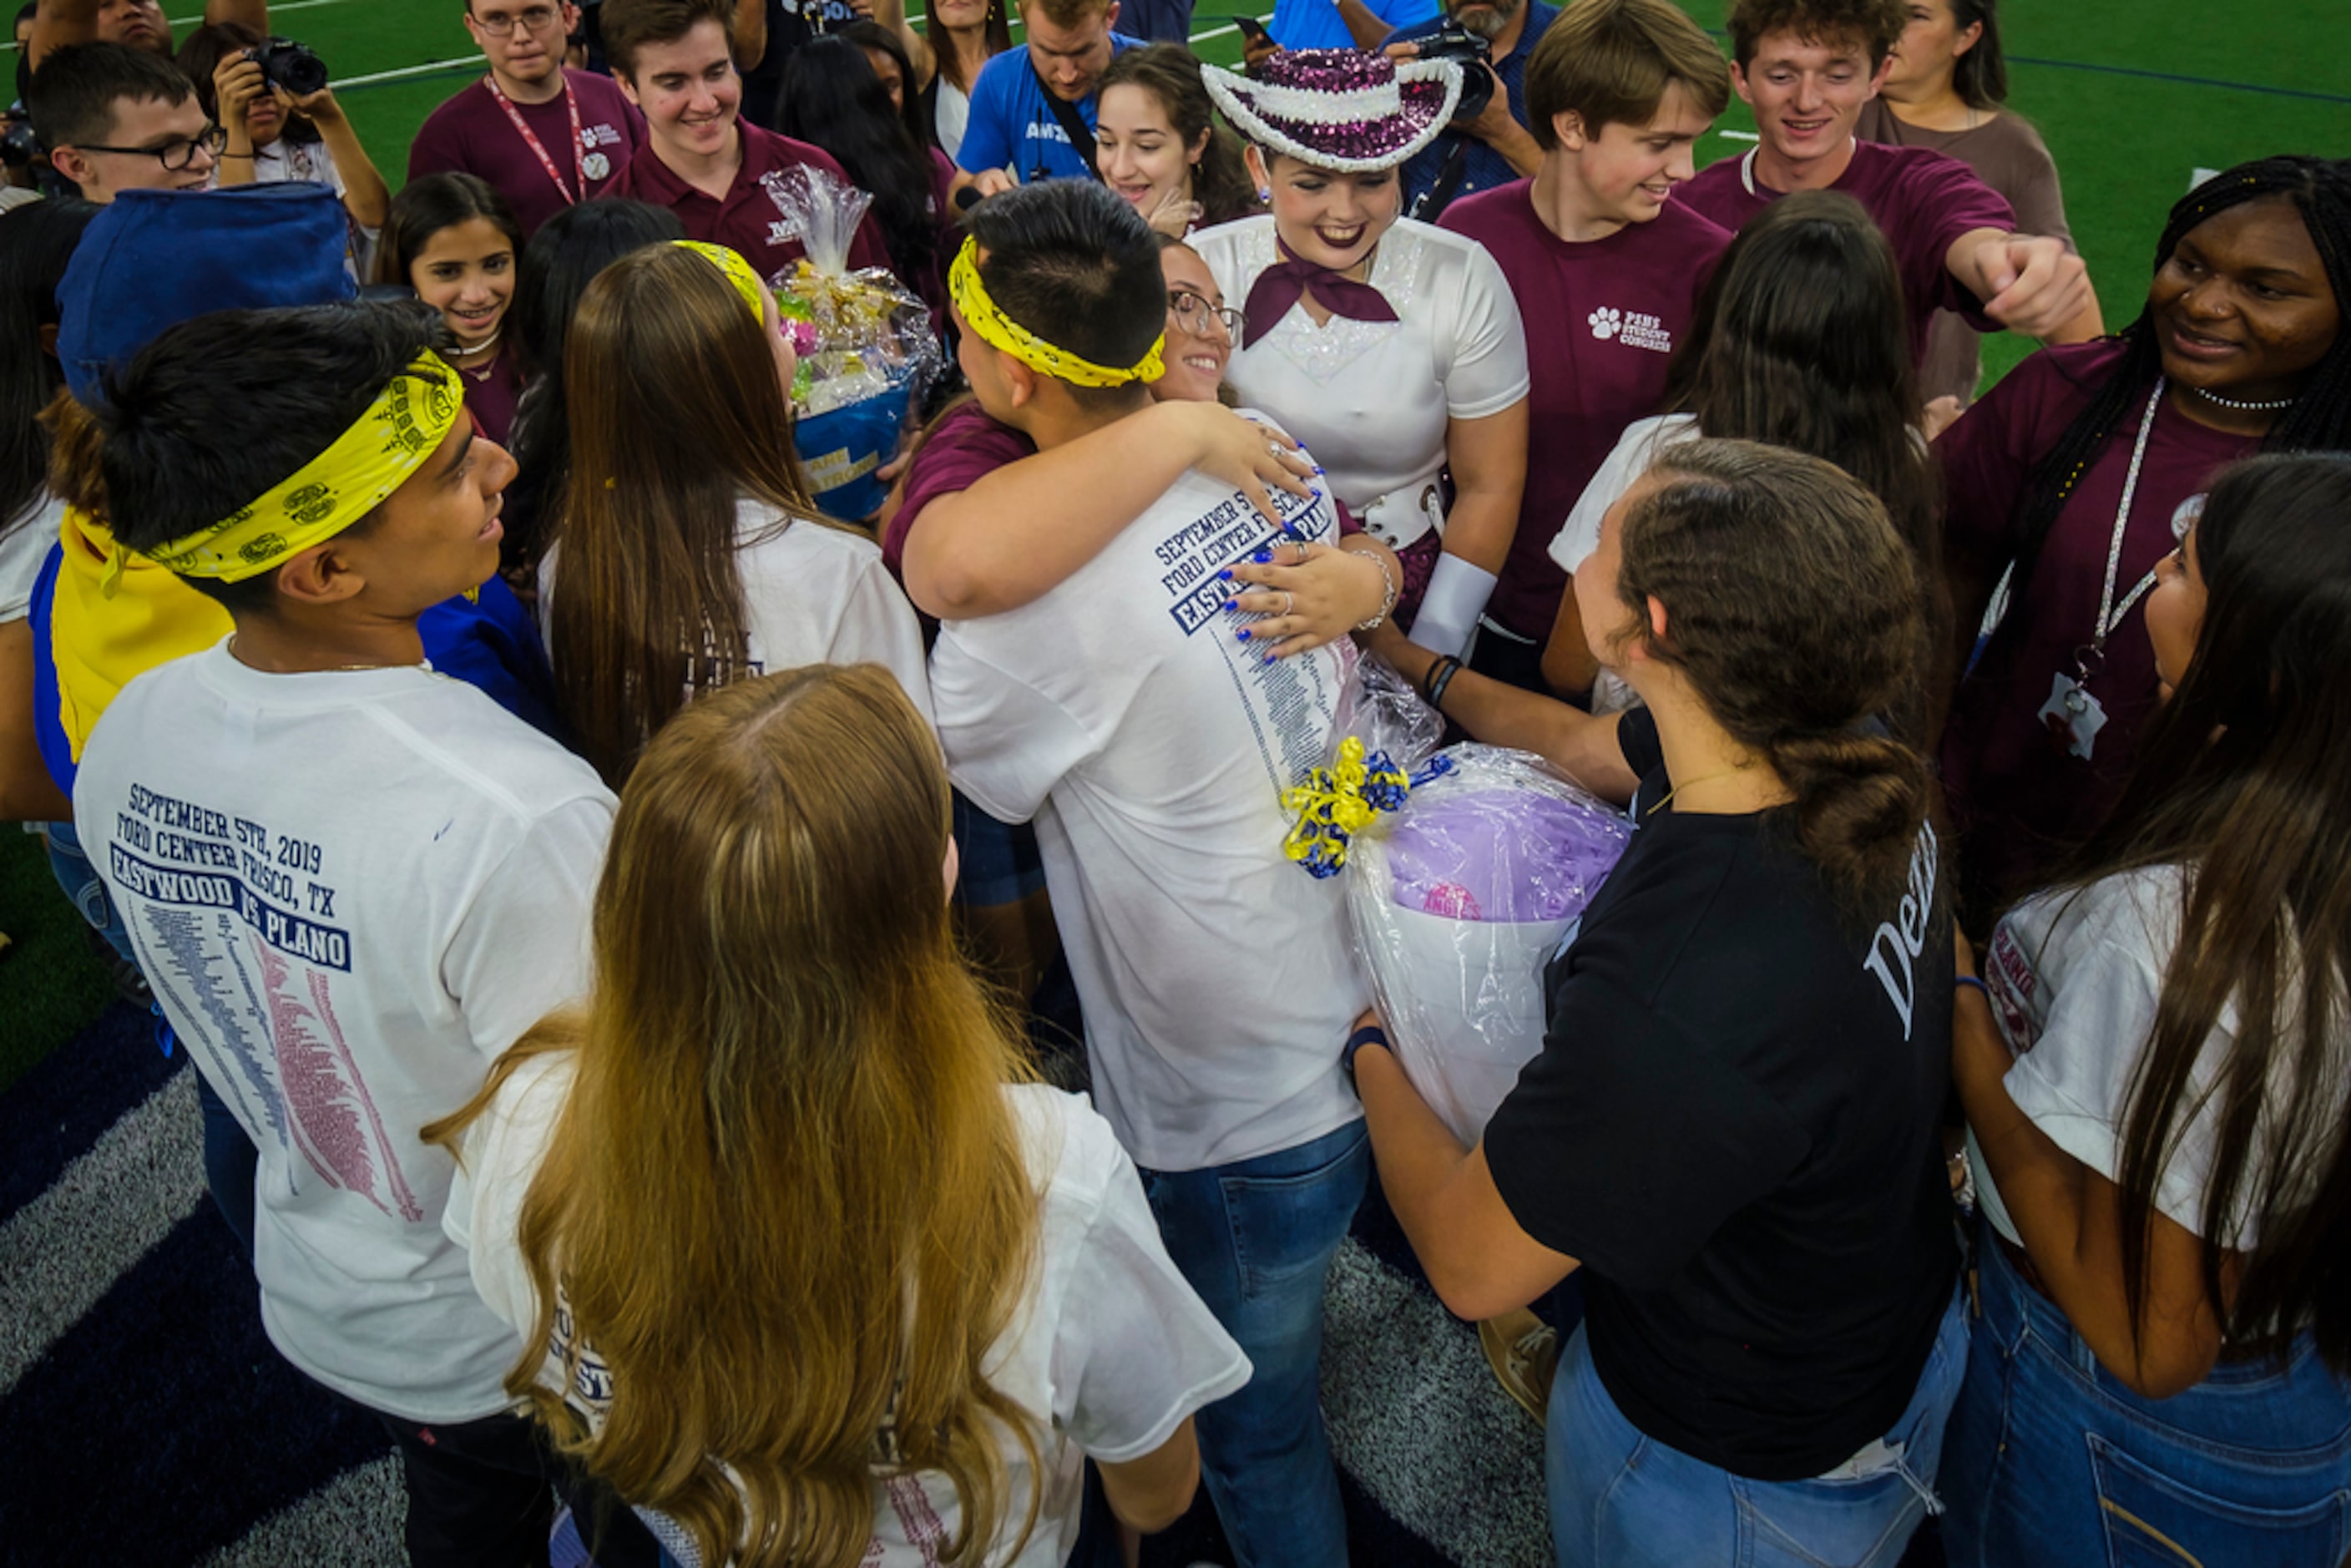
top-left (471, 4), bottom-right (564, 36)
top-left (1167, 288), bottom-right (1239, 341)
top-left (68, 123), bottom-right (225, 169)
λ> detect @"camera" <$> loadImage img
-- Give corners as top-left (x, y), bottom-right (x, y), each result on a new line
top-left (250, 37), bottom-right (329, 98)
top-left (1415, 26), bottom-right (1495, 124)
top-left (1, 110), bottom-right (38, 170)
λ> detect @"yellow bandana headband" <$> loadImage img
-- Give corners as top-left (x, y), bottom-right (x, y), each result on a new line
top-left (142, 352), bottom-right (464, 583)
top-left (948, 236), bottom-right (1164, 388)
top-left (673, 240), bottom-right (768, 325)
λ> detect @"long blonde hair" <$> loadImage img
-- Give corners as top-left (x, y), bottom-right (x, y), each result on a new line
top-left (430, 665), bottom-right (1043, 1567)
top-left (548, 243), bottom-right (829, 790)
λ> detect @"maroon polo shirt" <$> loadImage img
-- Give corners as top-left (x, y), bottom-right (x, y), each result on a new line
top-left (603, 119), bottom-right (893, 283)
top-left (1441, 182), bottom-right (1732, 640)
top-left (1678, 139), bottom-right (2013, 372)
top-left (408, 69), bottom-right (645, 240)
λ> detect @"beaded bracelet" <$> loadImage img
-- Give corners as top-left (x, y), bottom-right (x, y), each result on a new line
top-left (1348, 545), bottom-right (1399, 631)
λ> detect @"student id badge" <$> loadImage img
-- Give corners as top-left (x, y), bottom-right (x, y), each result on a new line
top-left (2039, 670), bottom-right (2108, 761)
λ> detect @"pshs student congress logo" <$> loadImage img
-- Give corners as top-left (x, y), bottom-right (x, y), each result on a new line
top-left (1588, 306), bottom-right (1672, 353)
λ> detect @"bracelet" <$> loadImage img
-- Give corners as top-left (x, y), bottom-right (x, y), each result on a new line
top-left (1955, 974), bottom-right (1990, 999)
top-left (1417, 652), bottom-right (1458, 706)
top-left (1426, 656), bottom-right (1463, 713)
top-left (1341, 1023), bottom-right (1388, 1088)
top-left (1348, 545), bottom-right (1398, 631)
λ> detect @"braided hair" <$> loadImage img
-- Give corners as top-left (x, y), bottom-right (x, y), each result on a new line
top-left (2007, 156), bottom-right (2351, 587)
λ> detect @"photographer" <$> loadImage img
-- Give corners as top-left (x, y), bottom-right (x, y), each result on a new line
top-left (180, 23), bottom-right (387, 272)
top-left (1383, 0), bottom-right (1557, 217)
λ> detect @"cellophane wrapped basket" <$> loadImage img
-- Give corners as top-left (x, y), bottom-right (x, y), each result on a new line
top-left (762, 164), bottom-right (944, 518)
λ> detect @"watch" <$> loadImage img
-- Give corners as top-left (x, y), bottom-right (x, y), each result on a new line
top-left (1342, 1023), bottom-right (1388, 1089)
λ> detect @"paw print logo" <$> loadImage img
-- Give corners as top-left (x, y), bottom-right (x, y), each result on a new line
top-left (1588, 306), bottom-right (1621, 341)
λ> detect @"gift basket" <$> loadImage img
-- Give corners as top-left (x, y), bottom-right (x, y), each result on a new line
top-left (761, 164), bottom-right (944, 519)
top-left (1282, 671), bottom-right (1632, 1144)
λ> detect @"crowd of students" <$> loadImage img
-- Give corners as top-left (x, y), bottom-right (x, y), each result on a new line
top-left (2, 0), bottom-right (2348, 1565)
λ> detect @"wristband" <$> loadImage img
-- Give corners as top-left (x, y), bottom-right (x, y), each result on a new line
top-left (1427, 657), bottom-right (1462, 712)
top-left (1418, 653), bottom-right (1459, 707)
top-left (1406, 553), bottom-right (1498, 658)
top-left (1342, 1023), bottom-right (1388, 1088)
top-left (1955, 974), bottom-right (1990, 999)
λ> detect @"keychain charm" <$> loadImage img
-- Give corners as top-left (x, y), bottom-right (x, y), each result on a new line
top-left (2040, 671), bottom-right (2109, 760)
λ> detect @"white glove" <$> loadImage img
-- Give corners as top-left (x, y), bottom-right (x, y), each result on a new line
top-left (1407, 553), bottom-right (1498, 659)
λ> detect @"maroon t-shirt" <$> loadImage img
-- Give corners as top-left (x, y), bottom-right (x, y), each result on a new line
top-left (880, 400), bottom-right (1361, 589)
top-left (459, 346), bottom-right (523, 450)
top-left (408, 71), bottom-right (645, 240)
top-left (1938, 341), bottom-right (2255, 908)
top-left (1677, 140), bottom-right (2013, 372)
top-left (882, 401), bottom-right (1037, 583)
top-left (1441, 183), bottom-right (1732, 640)
top-left (604, 121), bottom-right (893, 283)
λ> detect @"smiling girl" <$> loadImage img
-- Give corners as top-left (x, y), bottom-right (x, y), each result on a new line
top-left (375, 173), bottom-right (526, 448)
top-left (1193, 50), bottom-right (1530, 659)
top-left (1937, 154), bottom-right (2351, 930)
top-left (1095, 44), bottom-right (1259, 237)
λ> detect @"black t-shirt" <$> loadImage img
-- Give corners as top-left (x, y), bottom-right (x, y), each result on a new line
top-left (738, 0), bottom-right (863, 130)
top-left (1484, 708), bottom-right (1959, 1480)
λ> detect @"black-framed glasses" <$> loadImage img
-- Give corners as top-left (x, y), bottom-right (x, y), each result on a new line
top-left (1168, 288), bottom-right (1239, 340)
top-left (68, 122), bottom-right (225, 169)
top-left (470, 3), bottom-right (565, 36)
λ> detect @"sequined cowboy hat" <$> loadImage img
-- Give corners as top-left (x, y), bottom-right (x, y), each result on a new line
top-left (1200, 49), bottom-right (1464, 175)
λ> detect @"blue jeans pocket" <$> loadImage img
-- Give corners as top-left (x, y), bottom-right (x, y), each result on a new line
top-left (2088, 1434), bottom-right (2351, 1568)
top-left (1732, 1469), bottom-right (1923, 1568)
top-left (1216, 1124), bottom-right (1368, 1302)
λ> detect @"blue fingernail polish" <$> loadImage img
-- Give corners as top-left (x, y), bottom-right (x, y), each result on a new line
top-left (1262, 651), bottom-right (1277, 665)
top-left (1251, 548), bottom-right (1272, 564)
top-left (1236, 628), bottom-right (1252, 642)
top-left (1221, 599), bottom-right (1238, 613)
top-left (1217, 567), bottom-right (1234, 580)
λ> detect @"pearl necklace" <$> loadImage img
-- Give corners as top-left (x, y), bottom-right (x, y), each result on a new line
top-left (2187, 383), bottom-right (2293, 413)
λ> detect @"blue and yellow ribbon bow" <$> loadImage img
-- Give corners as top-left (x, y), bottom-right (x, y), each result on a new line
top-left (1282, 736), bottom-right (1413, 879)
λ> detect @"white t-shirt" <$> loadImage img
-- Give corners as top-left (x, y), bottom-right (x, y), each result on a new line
top-left (1548, 413), bottom-right (1701, 577)
top-left (543, 495), bottom-right (934, 727)
top-left (1973, 866), bottom-right (2294, 1252)
top-left (1189, 215), bottom-right (1530, 524)
top-left (448, 1063), bottom-right (1251, 1568)
top-left (73, 643), bottom-right (615, 1421)
top-left (935, 78), bottom-right (972, 161)
top-left (929, 438), bottom-right (1368, 1171)
top-left (0, 492), bottom-right (64, 621)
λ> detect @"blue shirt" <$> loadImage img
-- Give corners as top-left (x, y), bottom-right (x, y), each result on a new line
top-left (1384, 0), bottom-right (1558, 215)
top-left (1270, 0), bottom-right (1438, 51)
top-left (953, 35), bottom-right (1142, 181)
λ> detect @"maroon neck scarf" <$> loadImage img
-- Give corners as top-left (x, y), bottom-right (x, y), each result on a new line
top-left (1242, 245), bottom-right (1398, 345)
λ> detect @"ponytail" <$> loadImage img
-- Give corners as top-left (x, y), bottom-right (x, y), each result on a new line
top-left (1761, 728), bottom-right (1934, 902)
top-left (1617, 439), bottom-right (1932, 910)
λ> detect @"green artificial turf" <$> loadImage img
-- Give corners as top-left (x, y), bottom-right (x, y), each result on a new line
top-left (0, 0), bottom-right (2342, 1087)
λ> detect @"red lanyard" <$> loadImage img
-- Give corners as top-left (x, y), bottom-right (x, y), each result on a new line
top-left (488, 73), bottom-right (586, 205)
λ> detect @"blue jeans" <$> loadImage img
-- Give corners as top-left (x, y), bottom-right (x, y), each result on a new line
top-left (1549, 1286), bottom-right (1968, 1568)
top-left (1137, 1119), bottom-right (1369, 1568)
top-left (1943, 1227), bottom-right (2351, 1567)
top-left (41, 817), bottom-right (134, 964)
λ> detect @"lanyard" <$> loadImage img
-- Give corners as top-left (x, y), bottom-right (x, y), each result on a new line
top-left (2091, 381), bottom-right (2169, 648)
top-left (488, 73), bottom-right (586, 206)
top-left (2070, 378), bottom-right (2168, 685)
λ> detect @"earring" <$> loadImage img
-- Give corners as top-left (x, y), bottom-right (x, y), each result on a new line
top-left (1256, 185), bottom-right (1272, 200)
